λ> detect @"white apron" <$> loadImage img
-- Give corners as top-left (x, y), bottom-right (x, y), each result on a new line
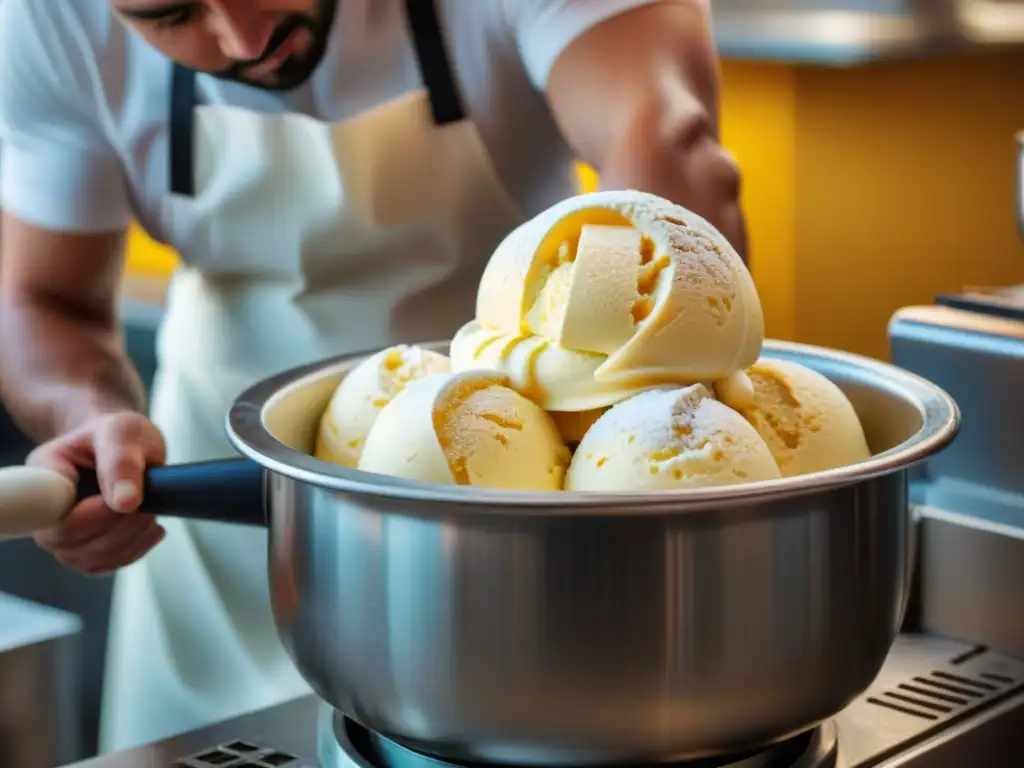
top-left (99, 0), bottom-right (522, 752)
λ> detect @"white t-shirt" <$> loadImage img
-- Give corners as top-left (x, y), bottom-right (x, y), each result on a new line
top-left (0, 0), bottom-right (660, 242)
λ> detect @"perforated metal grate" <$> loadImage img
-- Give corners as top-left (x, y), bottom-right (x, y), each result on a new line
top-left (175, 739), bottom-right (302, 767)
top-left (866, 646), bottom-right (1024, 723)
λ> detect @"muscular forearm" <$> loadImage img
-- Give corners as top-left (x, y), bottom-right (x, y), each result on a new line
top-left (598, 100), bottom-right (748, 260)
top-left (546, 1), bottom-right (747, 259)
top-left (0, 296), bottom-right (145, 442)
top-left (0, 214), bottom-right (143, 441)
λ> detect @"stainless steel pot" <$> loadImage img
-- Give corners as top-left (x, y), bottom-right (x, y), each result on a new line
top-left (0, 340), bottom-right (959, 765)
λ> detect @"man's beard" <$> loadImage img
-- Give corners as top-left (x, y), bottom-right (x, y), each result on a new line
top-left (210, 0), bottom-right (338, 91)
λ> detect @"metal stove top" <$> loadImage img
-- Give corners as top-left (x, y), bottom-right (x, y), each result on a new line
top-left (66, 635), bottom-right (1024, 768)
top-left (319, 716), bottom-right (839, 768)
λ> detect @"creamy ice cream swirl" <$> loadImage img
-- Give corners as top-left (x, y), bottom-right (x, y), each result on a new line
top-left (451, 190), bottom-right (764, 416)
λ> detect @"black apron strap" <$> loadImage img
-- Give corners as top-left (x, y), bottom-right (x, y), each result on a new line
top-left (169, 63), bottom-right (197, 197)
top-left (404, 0), bottom-right (466, 126)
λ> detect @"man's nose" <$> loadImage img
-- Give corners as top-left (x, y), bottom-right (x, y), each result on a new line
top-left (208, 1), bottom-right (275, 61)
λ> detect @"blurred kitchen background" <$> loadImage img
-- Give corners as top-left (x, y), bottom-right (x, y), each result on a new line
top-left (3, 1), bottom-right (1024, 765)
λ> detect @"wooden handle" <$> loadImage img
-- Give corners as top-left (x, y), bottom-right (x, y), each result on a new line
top-left (0, 466), bottom-right (78, 539)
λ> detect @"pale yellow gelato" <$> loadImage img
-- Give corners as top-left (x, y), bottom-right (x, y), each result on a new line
top-left (450, 322), bottom-right (654, 412)
top-left (719, 359), bottom-right (872, 477)
top-left (549, 408), bottom-right (607, 445)
top-left (311, 189), bottom-right (873, 495)
top-left (713, 370), bottom-right (756, 410)
top-left (455, 191), bottom-right (763, 418)
top-left (358, 370), bottom-right (570, 490)
top-left (566, 385), bottom-right (781, 492)
top-left (314, 345), bottom-right (450, 468)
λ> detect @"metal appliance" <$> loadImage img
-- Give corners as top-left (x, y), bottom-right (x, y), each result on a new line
top-left (63, 307), bottom-right (1024, 767)
top-left (885, 130), bottom-right (1024, 662)
top-left (709, 0), bottom-right (1024, 63)
top-left (0, 592), bottom-right (82, 768)
top-left (0, 339), bottom-right (958, 765)
top-left (59, 632), bottom-right (1024, 768)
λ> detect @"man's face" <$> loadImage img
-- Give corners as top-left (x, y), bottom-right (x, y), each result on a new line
top-left (111, 0), bottom-right (338, 91)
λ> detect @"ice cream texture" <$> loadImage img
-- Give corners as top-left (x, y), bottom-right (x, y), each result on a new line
top-left (719, 359), bottom-right (872, 477)
top-left (455, 190), bottom-right (764, 411)
top-left (566, 385), bottom-right (782, 492)
top-left (549, 408), bottom-right (607, 445)
top-left (311, 190), bottom-right (872, 493)
top-left (314, 345), bottom-right (451, 468)
top-left (358, 370), bottom-right (570, 490)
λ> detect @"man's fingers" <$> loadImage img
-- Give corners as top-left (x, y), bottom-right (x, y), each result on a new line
top-left (25, 447), bottom-right (81, 484)
top-left (25, 411), bottom-right (171, 575)
top-left (115, 522), bottom-right (167, 571)
top-left (53, 515), bottom-right (161, 575)
top-left (33, 498), bottom-right (120, 549)
top-left (70, 521), bottom-right (166, 576)
top-left (93, 414), bottom-right (165, 513)
top-left (52, 514), bottom-right (150, 561)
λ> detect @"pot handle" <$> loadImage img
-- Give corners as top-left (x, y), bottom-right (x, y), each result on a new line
top-left (0, 458), bottom-right (266, 539)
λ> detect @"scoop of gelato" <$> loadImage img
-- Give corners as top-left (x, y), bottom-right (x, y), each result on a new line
top-left (359, 370), bottom-right (571, 490)
top-left (719, 359), bottom-right (872, 477)
top-left (566, 384), bottom-right (781, 492)
top-left (455, 190), bottom-right (763, 416)
top-left (315, 345), bottom-right (450, 468)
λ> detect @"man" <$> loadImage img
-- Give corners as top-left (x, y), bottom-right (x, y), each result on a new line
top-left (0, 0), bottom-right (745, 754)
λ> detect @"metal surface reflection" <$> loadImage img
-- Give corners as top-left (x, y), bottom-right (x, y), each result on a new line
top-left (270, 475), bottom-right (908, 765)
top-left (225, 338), bottom-right (958, 764)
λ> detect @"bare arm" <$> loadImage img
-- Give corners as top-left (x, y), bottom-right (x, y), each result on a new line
top-left (0, 213), bottom-right (145, 441)
top-left (546, 0), bottom-right (748, 258)
top-left (0, 1), bottom-right (165, 569)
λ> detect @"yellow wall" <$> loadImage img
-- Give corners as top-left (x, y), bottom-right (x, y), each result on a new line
top-left (718, 52), bottom-right (1024, 358)
top-left (126, 224), bottom-right (177, 276)
top-left (127, 51), bottom-right (1024, 358)
top-left (719, 62), bottom-right (797, 343)
top-left (793, 51), bottom-right (1024, 359)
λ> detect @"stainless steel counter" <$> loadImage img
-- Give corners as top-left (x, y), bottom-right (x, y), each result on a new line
top-left (712, 1), bottom-right (1024, 64)
top-left (0, 593), bottom-right (82, 768)
top-left (61, 635), bottom-right (1024, 768)
top-left (63, 696), bottom-right (323, 768)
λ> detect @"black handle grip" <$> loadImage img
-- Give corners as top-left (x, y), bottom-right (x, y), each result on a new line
top-left (934, 292), bottom-right (1024, 322)
top-left (76, 458), bottom-right (266, 527)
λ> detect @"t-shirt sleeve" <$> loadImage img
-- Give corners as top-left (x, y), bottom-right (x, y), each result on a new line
top-left (505, 0), bottom-right (667, 92)
top-left (0, 0), bottom-right (130, 232)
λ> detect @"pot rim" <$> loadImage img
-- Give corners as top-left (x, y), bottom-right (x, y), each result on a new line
top-left (226, 339), bottom-right (960, 515)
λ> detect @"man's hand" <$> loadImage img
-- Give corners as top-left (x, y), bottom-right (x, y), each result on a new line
top-left (0, 213), bottom-right (158, 573)
top-left (546, 1), bottom-right (748, 259)
top-left (29, 411), bottom-right (167, 575)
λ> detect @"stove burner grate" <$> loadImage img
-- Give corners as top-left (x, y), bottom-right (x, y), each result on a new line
top-left (175, 740), bottom-right (302, 767)
top-left (320, 714), bottom-right (838, 768)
